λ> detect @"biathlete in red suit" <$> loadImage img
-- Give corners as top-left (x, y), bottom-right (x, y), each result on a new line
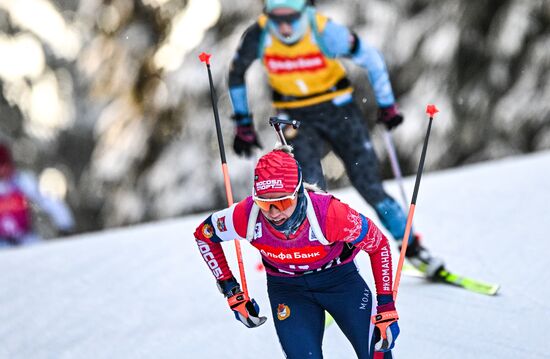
top-left (194, 147), bottom-right (399, 359)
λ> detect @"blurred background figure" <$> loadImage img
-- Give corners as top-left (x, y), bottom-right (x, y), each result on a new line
top-left (0, 143), bottom-right (74, 248)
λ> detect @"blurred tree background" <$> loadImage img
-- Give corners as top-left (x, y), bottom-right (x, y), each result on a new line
top-left (0, 0), bottom-right (549, 237)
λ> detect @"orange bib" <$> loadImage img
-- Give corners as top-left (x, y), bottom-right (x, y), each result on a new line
top-left (259, 12), bottom-right (353, 109)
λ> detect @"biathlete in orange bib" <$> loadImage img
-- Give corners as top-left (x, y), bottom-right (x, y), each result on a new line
top-left (227, 0), bottom-right (445, 279)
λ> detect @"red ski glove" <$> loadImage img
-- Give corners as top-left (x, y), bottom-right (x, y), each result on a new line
top-left (377, 104), bottom-right (404, 130)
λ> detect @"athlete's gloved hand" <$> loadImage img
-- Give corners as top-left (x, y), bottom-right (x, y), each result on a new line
top-left (377, 104), bottom-right (404, 130)
top-left (231, 113), bottom-right (262, 157)
top-left (217, 277), bottom-right (267, 328)
top-left (371, 294), bottom-right (400, 352)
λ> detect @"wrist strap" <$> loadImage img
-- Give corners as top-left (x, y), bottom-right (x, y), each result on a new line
top-left (371, 310), bottom-right (399, 340)
top-left (372, 310), bottom-right (399, 325)
top-left (227, 292), bottom-right (250, 318)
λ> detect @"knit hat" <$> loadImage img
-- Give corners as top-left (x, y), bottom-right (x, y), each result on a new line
top-left (254, 149), bottom-right (301, 196)
top-left (265, 0), bottom-right (306, 13)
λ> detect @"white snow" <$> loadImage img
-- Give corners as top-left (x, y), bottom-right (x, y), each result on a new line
top-left (1, 151), bottom-right (549, 358)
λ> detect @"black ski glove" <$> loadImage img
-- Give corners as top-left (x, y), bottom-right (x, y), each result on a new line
top-left (377, 104), bottom-right (404, 130)
top-left (231, 113), bottom-right (262, 157)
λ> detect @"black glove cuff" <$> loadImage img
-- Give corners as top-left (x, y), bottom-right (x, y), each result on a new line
top-left (217, 277), bottom-right (241, 298)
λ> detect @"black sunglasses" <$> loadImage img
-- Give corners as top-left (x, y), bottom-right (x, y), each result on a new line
top-left (268, 11), bottom-right (303, 25)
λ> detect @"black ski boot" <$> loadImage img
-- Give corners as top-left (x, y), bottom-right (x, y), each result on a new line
top-left (403, 234), bottom-right (445, 280)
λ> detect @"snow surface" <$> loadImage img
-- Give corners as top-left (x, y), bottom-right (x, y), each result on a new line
top-left (1, 151), bottom-right (549, 359)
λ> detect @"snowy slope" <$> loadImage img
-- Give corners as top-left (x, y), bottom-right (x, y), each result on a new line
top-left (0, 151), bottom-right (549, 359)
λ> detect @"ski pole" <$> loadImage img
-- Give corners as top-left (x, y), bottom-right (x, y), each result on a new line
top-left (268, 116), bottom-right (300, 146)
top-left (392, 104), bottom-right (439, 302)
top-left (199, 52), bottom-right (249, 296)
top-left (381, 129), bottom-right (408, 209)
